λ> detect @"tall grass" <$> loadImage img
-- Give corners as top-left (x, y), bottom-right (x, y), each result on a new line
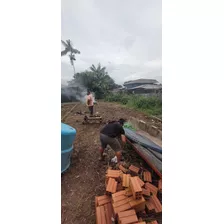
top-left (104, 93), bottom-right (162, 116)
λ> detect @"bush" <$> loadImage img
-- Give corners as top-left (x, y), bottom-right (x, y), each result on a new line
top-left (104, 93), bottom-right (162, 116)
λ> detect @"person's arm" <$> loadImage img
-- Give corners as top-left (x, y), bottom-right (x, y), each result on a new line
top-left (86, 96), bottom-right (89, 106)
top-left (120, 126), bottom-right (126, 143)
top-left (90, 95), bottom-right (94, 105)
top-left (121, 134), bottom-right (126, 143)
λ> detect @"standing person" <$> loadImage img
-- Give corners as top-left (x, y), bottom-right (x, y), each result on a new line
top-left (86, 90), bottom-right (94, 116)
top-left (99, 118), bottom-right (126, 164)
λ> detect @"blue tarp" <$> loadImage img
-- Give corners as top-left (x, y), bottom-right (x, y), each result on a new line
top-left (148, 148), bottom-right (162, 161)
top-left (124, 128), bottom-right (162, 154)
top-left (133, 143), bottom-right (162, 173)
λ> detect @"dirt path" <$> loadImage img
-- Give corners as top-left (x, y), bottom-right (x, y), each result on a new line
top-left (61, 102), bottom-right (158, 224)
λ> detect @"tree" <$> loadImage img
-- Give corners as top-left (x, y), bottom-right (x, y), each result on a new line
top-left (75, 64), bottom-right (117, 99)
top-left (90, 63), bottom-right (106, 74)
top-left (114, 84), bottom-right (123, 89)
top-left (61, 40), bottom-right (81, 103)
top-left (61, 39), bottom-right (80, 75)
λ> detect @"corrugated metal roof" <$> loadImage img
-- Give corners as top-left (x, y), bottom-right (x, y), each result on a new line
top-left (128, 84), bottom-right (162, 90)
top-left (124, 79), bottom-right (159, 85)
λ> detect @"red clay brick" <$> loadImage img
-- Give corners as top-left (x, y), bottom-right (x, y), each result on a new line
top-left (125, 189), bottom-right (133, 197)
top-left (133, 222), bottom-right (146, 224)
top-left (106, 170), bottom-right (122, 181)
top-left (104, 203), bottom-right (115, 224)
top-left (109, 202), bottom-right (115, 219)
top-left (112, 195), bottom-right (127, 203)
top-left (113, 197), bottom-right (130, 208)
top-left (158, 179), bottom-right (162, 192)
top-left (97, 203), bottom-right (115, 224)
top-left (96, 206), bottom-right (107, 224)
top-left (106, 178), bottom-right (118, 194)
top-left (119, 165), bottom-right (128, 173)
top-left (129, 196), bottom-right (146, 213)
top-left (95, 196), bottom-right (98, 208)
top-left (145, 201), bottom-right (156, 214)
top-left (118, 209), bottom-right (136, 219)
top-left (98, 198), bottom-right (111, 206)
top-left (120, 215), bottom-right (138, 224)
top-left (117, 182), bottom-right (124, 192)
top-left (143, 171), bottom-right (152, 182)
top-left (104, 204), bottom-right (111, 224)
top-left (146, 195), bottom-right (162, 214)
top-left (145, 182), bottom-right (158, 195)
top-left (150, 195), bottom-right (162, 213)
top-left (106, 169), bottom-right (122, 176)
top-left (136, 176), bottom-right (145, 187)
top-left (130, 176), bottom-right (143, 199)
top-left (122, 174), bottom-right (131, 188)
top-left (100, 206), bottom-right (106, 223)
top-left (112, 190), bottom-right (126, 198)
top-left (149, 221), bottom-right (158, 224)
top-left (129, 165), bottom-right (140, 175)
top-left (113, 202), bottom-right (132, 215)
top-left (95, 195), bottom-right (111, 206)
top-left (112, 190), bottom-right (127, 202)
top-left (142, 188), bottom-right (151, 197)
top-left (96, 206), bottom-right (101, 224)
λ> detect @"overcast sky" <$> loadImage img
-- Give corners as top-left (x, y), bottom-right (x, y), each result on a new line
top-left (61, 0), bottom-right (161, 85)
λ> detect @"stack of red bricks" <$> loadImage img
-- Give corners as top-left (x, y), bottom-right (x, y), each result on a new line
top-left (95, 164), bottom-right (162, 224)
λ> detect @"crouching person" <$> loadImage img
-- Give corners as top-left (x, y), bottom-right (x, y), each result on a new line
top-left (99, 118), bottom-right (126, 164)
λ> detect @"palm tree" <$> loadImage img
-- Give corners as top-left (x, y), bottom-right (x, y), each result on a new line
top-left (90, 63), bottom-right (106, 73)
top-left (90, 63), bottom-right (106, 79)
top-left (89, 63), bottom-right (116, 91)
top-left (61, 39), bottom-right (80, 75)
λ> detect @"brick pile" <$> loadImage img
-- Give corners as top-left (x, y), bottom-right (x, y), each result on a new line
top-left (95, 164), bottom-right (162, 224)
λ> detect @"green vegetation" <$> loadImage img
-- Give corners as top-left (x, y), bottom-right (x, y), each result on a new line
top-left (123, 122), bottom-right (136, 131)
top-left (61, 39), bottom-right (81, 75)
top-left (104, 93), bottom-right (162, 116)
top-left (60, 40), bottom-right (162, 116)
top-left (75, 63), bottom-right (120, 99)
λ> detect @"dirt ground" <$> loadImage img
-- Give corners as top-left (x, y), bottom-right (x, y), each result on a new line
top-left (61, 102), bottom-right (161, 224)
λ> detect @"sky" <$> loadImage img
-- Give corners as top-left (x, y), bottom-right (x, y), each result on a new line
top-left (61, 0), bottom-right (162, 85)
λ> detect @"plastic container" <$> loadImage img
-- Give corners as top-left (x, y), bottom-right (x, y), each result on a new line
top-left (61, 123), bottom-right (76, 173)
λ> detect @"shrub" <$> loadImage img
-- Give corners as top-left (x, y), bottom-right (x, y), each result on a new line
top-left (104, 93), bottom-right (162, 116)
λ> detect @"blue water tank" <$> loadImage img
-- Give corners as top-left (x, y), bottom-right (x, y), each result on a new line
top-left (61, 123), bottom-right (76, 173)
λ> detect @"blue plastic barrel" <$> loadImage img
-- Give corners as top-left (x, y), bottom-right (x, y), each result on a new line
top-left (61, 123), bottom-right (76, 173)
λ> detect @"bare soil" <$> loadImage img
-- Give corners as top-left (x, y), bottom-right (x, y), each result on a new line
top-left (61, 102), bottom-right (161, 224)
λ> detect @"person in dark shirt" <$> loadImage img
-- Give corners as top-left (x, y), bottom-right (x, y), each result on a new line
top-left (99, 118), bottom-right (127, 163)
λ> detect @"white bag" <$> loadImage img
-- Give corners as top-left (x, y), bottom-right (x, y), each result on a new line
top-left (111, 156), bottom-right (118, 163)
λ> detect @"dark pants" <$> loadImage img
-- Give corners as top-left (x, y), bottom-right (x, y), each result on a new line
top-left (88, 106), bottom-right (93, 115)
top-left (100, 134), bottom-right (122, 152)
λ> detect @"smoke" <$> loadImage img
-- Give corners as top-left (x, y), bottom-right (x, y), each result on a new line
top-left (61, 78), bottom-right (87, 103)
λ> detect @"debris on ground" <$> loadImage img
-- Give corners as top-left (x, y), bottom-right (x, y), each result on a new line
top-left (82, 114), bottom-right (103, 124)
top-left (61, 102), bottom-right (162, 224)
top-left (95, 163), bottom-right (162, 224)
